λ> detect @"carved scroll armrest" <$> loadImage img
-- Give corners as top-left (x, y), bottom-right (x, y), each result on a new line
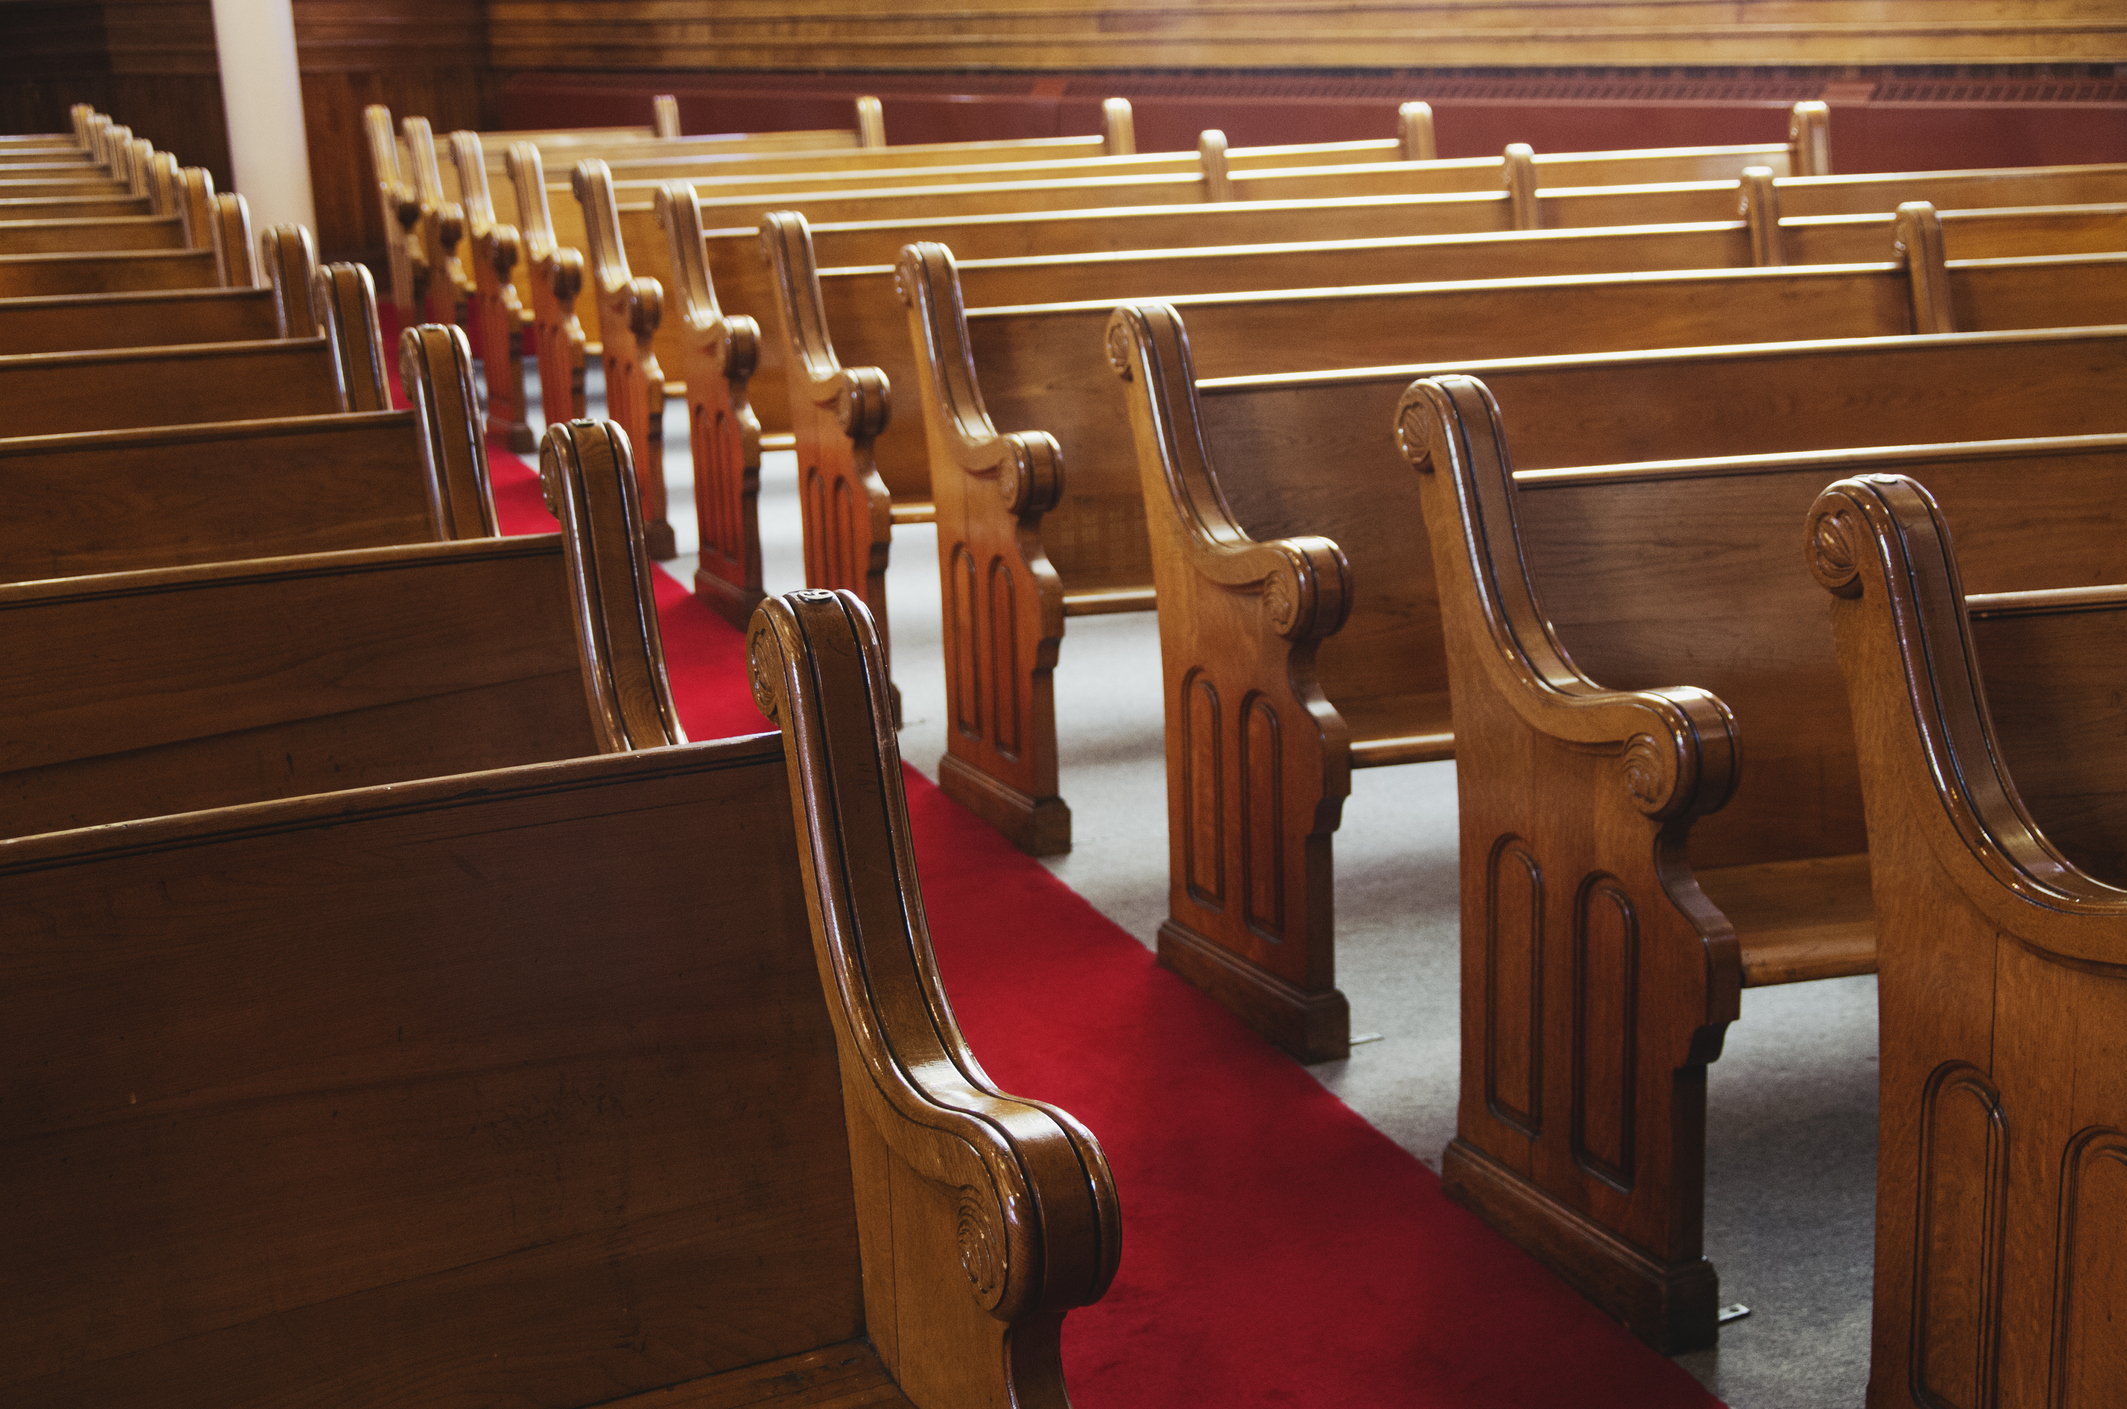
top-left (1809, 474), bottom-right (2127, 967)
top-left (543, 420), bottom-right (686, 753)
top-left (1108, 302), bottom-right (1351, 644)
top-left (399, 323), bottom-right (498, 541)
top-left (749, 589), bottom-right (1121, 1327)
top-left (484, 221), bottom-right (522, 283)
top-left (572, 159), bottom-right (661, 340)
top-left (660, 181), bottom-right (758, 383)
top-left (1398, 375), bottom-right (1738, 824)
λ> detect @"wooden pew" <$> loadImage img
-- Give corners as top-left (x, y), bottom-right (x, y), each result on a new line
top-left (686, 196), bottom-right (2127, 632)
top-left (0, 325), bottom-right (491, 581)
top-left (0, 259), bottom-right (388, 436)
top-left (1360, 346), bottom-right (2127, 1350)
top-left (574, 113), bottom-right (1837, 450)
top-left (649, 164), bottom-right (2127, 593)
top-left (367, 98), bottom-right (875, 321)
top-left (0, 220), bottom-right (314, 355)
top-left (452, 97), bottom-right (1137, 447)
top-left (1807, 473), bottom-right (2127, 1409)
top-left (0, 586), bottom-right (1118, 1406)
top-left (1098, 316), bottom-right (2127, 1074)
top-left (0, 167), bottom-right (253, 294)
top-left (897, 219), bottom-right (2127, 858)
top-left (0, 418), bottom-right (646, 834)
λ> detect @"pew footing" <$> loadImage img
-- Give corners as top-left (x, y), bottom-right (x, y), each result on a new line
top-left (939, 751), bottom-right (1070, 855)
top-left (1441, 1135), bottom-right (1719, 1354)
top-left (487, 413), bottom-right (536, 455)
top-left (697, 566), bottom-right (768, 630)
top-left (1156, 918), bottom-right (1350, 1063)
top-left (645, 517), bottom-right (678, 561)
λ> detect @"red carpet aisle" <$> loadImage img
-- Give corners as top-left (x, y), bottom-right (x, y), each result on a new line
top-left (471, 431), bottom-right (1722, 1408)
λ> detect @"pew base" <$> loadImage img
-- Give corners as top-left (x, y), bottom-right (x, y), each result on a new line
top-left (487, 412), bottom-right (536, 455)
top-left (1441, 1136), bottom-right (1719, 1354)
top-left (698, 566), bottom-right (768, 631)
top-left (939, 751), bottom-right (1071, 856)
top-left (646, 517), bottom-right (678, 561)
top-left (1156, 918), bottom-right (1350, 1064)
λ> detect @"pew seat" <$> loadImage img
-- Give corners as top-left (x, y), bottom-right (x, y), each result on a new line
top-left (0, 589), bottom-right (1116, 1406)
top-left (1694, 852), bottom-right (1877, 986)
top-left (1810, 473), bottom-right (2127, 1409)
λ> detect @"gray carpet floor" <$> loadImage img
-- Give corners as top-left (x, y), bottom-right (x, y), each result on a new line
top-left (567, 368), bottom-right (1882, 1407)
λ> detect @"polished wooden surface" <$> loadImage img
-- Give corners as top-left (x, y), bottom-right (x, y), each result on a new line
top-left (1395, 347), bottom-right (2127, 1349)
top-left (1809, 474), bottom-right (2127, 1409)
top-left (0, 583), bottom-right (1114, 1403)
top-left (0, 258), bottom-right (387, 435)
top-left (487, 1), bottom-right (2127, 70)
top-left (895, 225), bottom-right (2122, 860)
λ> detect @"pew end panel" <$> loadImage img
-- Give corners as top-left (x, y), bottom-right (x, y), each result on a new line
top-left (401, 115), bottom-right (473, 329)
top-left (398, 322), bottom-right (500, 540)
top-left (662, 183), bottom-right (767, 627)
top-left (362, 103), bottom-right (422, 317)
top-left (572, 160), bottom-right (676, 559)
top-left (448, 128), bottom-right (537, 453)
top-left (768, 214), bottom-right (900, 663)
top-left (511, 141), bottom-right (590, 430)
top-left (1400, 374), bottom-right (1742, 1351)
top-left (541, 419), bottom-right (687, 752)
top-left (1808, 475), bottom-right (2127, 1409)
top-left (748, 588), bottom-right (1121, 1402)
top-left (1109, 303), bottom-right (1358, 1062)
top-left (900, 243), bottom-right (1067, 854)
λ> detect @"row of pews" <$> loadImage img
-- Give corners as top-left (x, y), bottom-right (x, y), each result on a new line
top-left (370, 91), bottom-right (2126, 1397)
top-left (0, 109), bottom-right (1117, 1404)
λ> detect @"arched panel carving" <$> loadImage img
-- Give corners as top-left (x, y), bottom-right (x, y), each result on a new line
top-left (1241, 694), bottom-right (1285, 942)
top-left (1486, 836), bottom-right (1545, 1138)
top-left (1573, 875), bottom-right (1639, 1191)
top-left (1182, 671), bottom-right (1225, 910)
top-left (1913, 1061), bottom-right (2008, 1409)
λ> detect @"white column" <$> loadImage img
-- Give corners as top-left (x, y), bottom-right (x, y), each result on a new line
top-left (209, 0), bottom-right (318, 235)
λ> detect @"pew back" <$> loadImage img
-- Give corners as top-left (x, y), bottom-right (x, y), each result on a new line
top-left (0, 537), bottom-right (594, 834)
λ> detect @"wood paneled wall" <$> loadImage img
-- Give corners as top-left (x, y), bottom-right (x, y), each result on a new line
top-left (293, 0), bottom-right (495, 262)
top-left (487, 1), bottom-right (2127, 71)
top-left (0, 1), bottom-right (231, 186)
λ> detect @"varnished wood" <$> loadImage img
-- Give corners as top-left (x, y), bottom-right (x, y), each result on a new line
top-left (1809, 474), bottom-right (2127, 1409)
top-left (0, 213), bottom-right (184, 253)
top-left (604, 119), bottom-right (1845, 457)
top-left (574, 158), bottom-right (677, 558)
top-left (0, 258), bottom-right (388, 436)
top-left (485, 1), bottom-right (2123, 70)
top-left (0, 220), bottom-right (315, 356)
top-left (0, 326), bottom-right (491, 581)
top-left (902, 231), bottom-right (2122, 859)
top-left (0, 586), bottom-right (1111, 1404)
top-left (1391, 347), bottom-right (2127, 1348)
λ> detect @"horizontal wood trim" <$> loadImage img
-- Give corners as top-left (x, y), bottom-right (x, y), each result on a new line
top-left (488, 2), bottom-right (2127, 69)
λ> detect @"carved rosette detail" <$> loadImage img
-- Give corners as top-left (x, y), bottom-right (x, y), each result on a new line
top-left (1262, 561), bottom-right (1301, 637)
top-left (1105, 317), bottom-right (1135, 382)
top-left (1393, 393), bottom-right (1436, 469)
top-left (954, 1185), bottom-right (1006, 1310)
top-left (997, 443), bottom-right (1026, 512)
top-left (1808, 505), bottom-right (1864, 599)
top-left (744, 617), bottom-right (783, 723)
top-left (1621, 733), bottom-right (1672, 815)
